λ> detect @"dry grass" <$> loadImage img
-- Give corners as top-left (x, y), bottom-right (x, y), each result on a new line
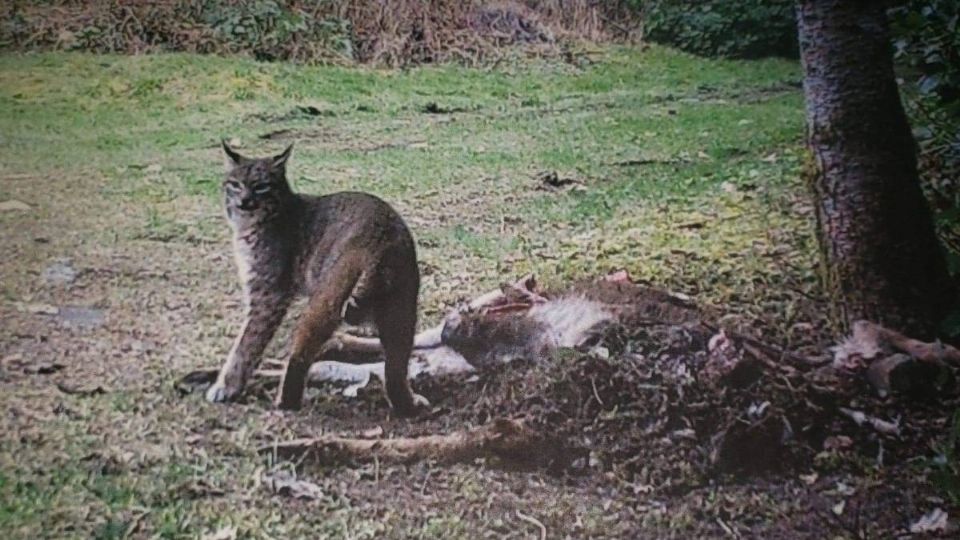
top-left (1, 0), bottom-right (641, 66)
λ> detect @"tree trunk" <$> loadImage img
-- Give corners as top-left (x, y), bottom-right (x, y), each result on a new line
top-left (797, 0), bottom-right (954, 337)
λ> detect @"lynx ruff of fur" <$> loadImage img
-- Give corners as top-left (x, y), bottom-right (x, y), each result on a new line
top-left (206, 141), bottom-right (427, 416)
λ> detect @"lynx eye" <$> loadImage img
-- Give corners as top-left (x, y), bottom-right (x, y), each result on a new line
top-left (253, 183), bottom-right (272, 195)
top-left (224, 180), bottom-right (241, 192)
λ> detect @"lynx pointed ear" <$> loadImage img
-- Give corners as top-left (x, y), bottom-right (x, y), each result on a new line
top-left (272, 143), bottom-right (294, 170)
top-left (221, 139), bottom-right (244, 171)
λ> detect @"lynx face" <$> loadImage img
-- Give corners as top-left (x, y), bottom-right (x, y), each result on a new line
top-left (221, 141), bottom-right (293, 225)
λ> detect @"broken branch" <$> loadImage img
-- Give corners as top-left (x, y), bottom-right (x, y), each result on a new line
top-left (839, 407), bottom-right (900, 436)
top-left (259, 418), bottom-right (549, 466)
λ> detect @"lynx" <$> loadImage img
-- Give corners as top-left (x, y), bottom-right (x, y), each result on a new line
top-left (205, 141), bottom-right (426, 416)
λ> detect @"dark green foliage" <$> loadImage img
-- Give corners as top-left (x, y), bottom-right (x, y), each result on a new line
top-left (892, 0), bottom-right (960, 110)
top-left (642, 0), bottom-right (798, 59)
top-left (201, 0), bottom-right (354, 62)
top-left (930, 409), bottom-right (960, 504)
top-left (891, 0), bottom-right (960, 336)
top-left (0, 0), bottom-right (355, 63)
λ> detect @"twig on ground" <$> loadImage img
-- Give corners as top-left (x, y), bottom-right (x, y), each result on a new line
top-left (515, 509), bottom-right (548, 540)
top-left (839, 407), bottom-right (901, 436)
top-left (258, 418), bottom-right (549, 466)
top-left (56, 382), bottom-right (107, 396)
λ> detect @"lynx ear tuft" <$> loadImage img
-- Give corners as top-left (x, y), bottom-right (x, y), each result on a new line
top-left (272, 142), bottom-right (294, 170)
top-left (222, 139), bottom-right (244, 171)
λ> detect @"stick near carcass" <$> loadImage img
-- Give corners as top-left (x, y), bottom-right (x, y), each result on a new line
top-left (257, 418), bottom-right (560, 468)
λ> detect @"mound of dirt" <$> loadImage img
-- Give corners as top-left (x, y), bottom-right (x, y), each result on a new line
top-left (180, 276), bottom-right (960, 536)
top-left (254, 290), bottom-right (958, 491)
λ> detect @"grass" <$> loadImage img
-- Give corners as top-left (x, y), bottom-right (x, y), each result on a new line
top-left (0, 46), bottom-right (827, 538)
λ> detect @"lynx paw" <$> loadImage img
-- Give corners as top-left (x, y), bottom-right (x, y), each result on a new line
top-left (392, 393), bottom-right (431, 418)
top-left (274, 394), bottom-right (303, 411)
top-left (205, 381), bottom-right (238, 403)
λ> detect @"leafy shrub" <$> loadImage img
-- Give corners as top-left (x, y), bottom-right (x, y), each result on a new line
top-left (201, 0), bottom-right (353, 61)
top-left (0, 1), bottom-right (354, 63)
top-left (642, 0), bottom-right (797, 59)
top-left (890, 0), bottom-right (960, 335)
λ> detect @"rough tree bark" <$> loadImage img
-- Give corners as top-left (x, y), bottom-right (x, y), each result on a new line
top-left (797, 0), bottom-right (954, 337)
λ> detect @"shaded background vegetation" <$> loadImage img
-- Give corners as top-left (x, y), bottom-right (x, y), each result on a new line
top-left (642, 0), bottom-right (798, 59)
top-left (890, 0), bottom-right (960, 297)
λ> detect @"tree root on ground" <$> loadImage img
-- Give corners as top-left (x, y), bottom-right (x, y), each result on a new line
top-left (257, 418), bottom-right (554, 467)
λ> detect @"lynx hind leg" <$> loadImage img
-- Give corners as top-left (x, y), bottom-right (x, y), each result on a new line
top-left (375, 290), bottom-right (428, 417)
top-left (276, 262), bottom-right (361, 410)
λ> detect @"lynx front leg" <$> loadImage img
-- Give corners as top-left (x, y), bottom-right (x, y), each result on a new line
top-left (207, 297), bottom-right (289, 403)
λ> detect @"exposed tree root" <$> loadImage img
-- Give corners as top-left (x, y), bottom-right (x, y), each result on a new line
top-left (258, 418), bottom-right (554, 467)
top-left (833, 320), bottom-right (960, 397)
top-left (864, 320), bottom-right (960, 364)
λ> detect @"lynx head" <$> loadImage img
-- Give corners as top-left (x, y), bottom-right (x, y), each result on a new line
top-left (221, 140), bottom-right (294, 224)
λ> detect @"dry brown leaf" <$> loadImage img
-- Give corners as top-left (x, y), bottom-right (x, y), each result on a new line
top-left (0, 199), bottom-right (32, 212)
top-left (261, 471), bottom-right (325, 501)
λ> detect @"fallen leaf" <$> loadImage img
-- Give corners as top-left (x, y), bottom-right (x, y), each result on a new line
top-left (823, 435), bottom-right (853, 451)
top-left (1, 354), bottom-right (23, 365)
top-left (835, 482), bottom-right (856, 496)
top-left (0, 199), bottom-right (32, 212)
top-left (14, 302), bottom-right (59, 315)
top-left (603, 269), bottom-right (633, 283)
top-left (201, 526), bottom-right (237, 540)
top-left (910, 508), bottom-right (948, 533)
top-left (799, 472), bottom-right (818, 485)
top-left (361, 426), bottom-right (384, 438)
top-left (832, 500), bottom-right (845, 516)
top-left (262, 471), bottom-right (325, 500)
